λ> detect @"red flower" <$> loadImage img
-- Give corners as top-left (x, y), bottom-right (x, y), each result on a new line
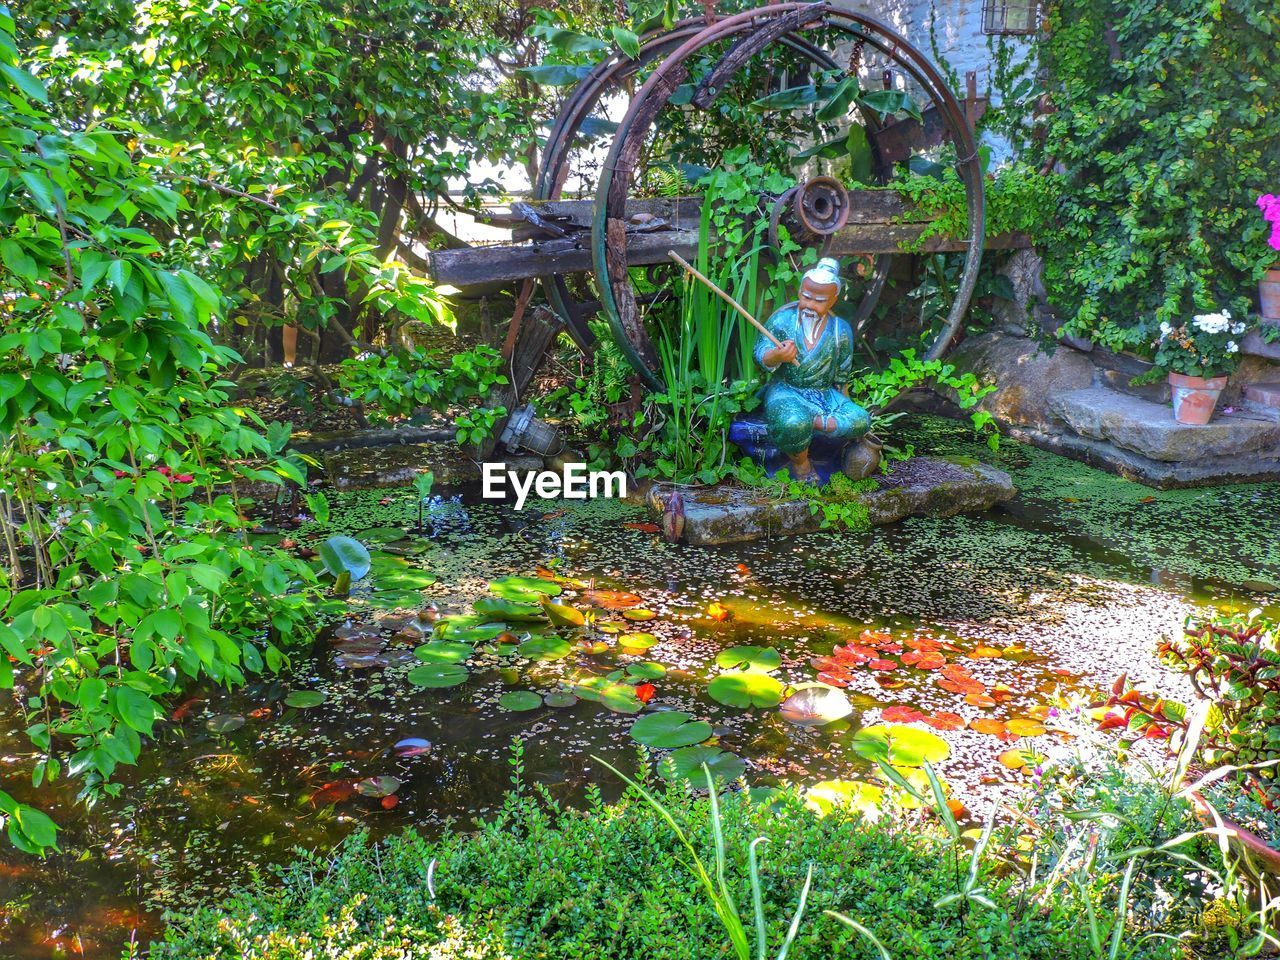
top-left (635, 682), bottom-right (656, 703)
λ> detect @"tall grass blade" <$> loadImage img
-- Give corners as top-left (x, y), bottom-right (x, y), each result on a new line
top-left (823, 910), bottom-right (892, 959)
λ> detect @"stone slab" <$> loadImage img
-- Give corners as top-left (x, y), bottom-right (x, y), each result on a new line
top-left (1049, 387), bottom-right (1280, 462)
top-left (1243, 329), bottom-right (1280, 361)
top-left (1244, 381), bottom-right (1280, 415)
top-left (646, 457), bottom-right (1016, 546)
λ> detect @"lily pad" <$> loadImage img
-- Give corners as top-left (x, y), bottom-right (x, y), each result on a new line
top-left (708, 670), bottom-right (785, 709)
top-left (498, 690), bottom-right (543, 712)
top-left (489, 576), bottom-right (562, 602)
top-left (544, 690), bottom-right (579, 708)
top-left (572, 676), bottom-right (644, 714)
top-left (804, 780), bottom-right (885, 818)
top-left (413, 641), bottom-right (472, 665)
top-left (660, 745), bottom-right (747, 784)
top-left (283, 691), bottom-right (326, 709)
top-left (474, 596), bottom-right (547, 622)
top-left (356, 526), bottom-right (409, 543)
top-left (622, 608), bottom-right (657, 622)
top-left (407, 663), bottom-right (469, 688)
top-left (206, 714), bottom-right (245, 734)
top-left (540, 598), bottom-right (586, 628)
top-left (779, 685), bottom-right (853, 726)
top-left (850, 724), bottom-right (950, 766)
top-left (630, 711), bottom-right (713, 748)
top-left (584, 588), bottom-right (643, 610)
top-left (318, 536), bottom-right (372, 581)
top-left (626, 661), bottom-right (666, 680)
top-left (519, 635), bottom-right (573, 661)
top-left (715, 645), bottom-right (781, 671)
top-left (618, 632), bottom-right (657, 651)
top-left (356, 775), bottom-right (402, 798)
top-left (435, 617), bottom-right (509, 643)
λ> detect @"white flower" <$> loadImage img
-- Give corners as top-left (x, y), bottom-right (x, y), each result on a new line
top-left (1193, 312), bottom-right (1230, 334)
top-left (1159, 321), bottom-right (1173, 337)
top-left (1226, 341), bottom-right (1239, 353)
top-left (1232, 322), bottom-right (1247, 335)
top-left (1223, 309), bottom-right (1232, 319)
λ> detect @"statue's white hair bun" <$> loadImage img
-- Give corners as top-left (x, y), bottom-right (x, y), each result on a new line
top-left (803, 257), bottom-right (842, 291)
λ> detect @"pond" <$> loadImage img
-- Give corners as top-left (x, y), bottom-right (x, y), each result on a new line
top-left (2, 416), bottom-right (1278, 959)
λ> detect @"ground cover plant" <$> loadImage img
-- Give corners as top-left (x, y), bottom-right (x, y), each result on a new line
top-left (150, 757), bottom-right (1230, 960)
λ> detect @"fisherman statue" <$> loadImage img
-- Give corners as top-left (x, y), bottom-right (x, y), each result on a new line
top-left (753, 258), bottom-right (872, 483)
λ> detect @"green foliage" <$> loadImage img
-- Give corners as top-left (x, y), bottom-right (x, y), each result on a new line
top-left (150, 769), bottom-right (1224, 959)
top-left (1150, 310), bottom-right (1256, 378)
top-left (1028, 0), bottom-right (1280, 351)
top-left (0, 8), bottom-right (318, 852)
top-left (1161, 611), bottom-right (1280, 796)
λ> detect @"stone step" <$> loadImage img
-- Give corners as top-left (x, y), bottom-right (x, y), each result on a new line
top-left (1244, 381), bottom-right (1280, 419)
top-left (1048, 386), bottom-right (1280, 463)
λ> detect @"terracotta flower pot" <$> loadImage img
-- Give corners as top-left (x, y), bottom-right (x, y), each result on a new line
top-left (1169, 372), bottom-right (1228, 425)
top-left (1261, 264), bottom-right (1280, 321)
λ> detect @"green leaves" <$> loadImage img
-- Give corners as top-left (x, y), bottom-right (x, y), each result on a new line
top-left (611, 26), bottom-right (641, 60)
top-left (114, 686), bottom-right (161, 735)
top-left (630, 711), bottom-right (713, 748)
top-left (708, 671), bottom-right (785, 709)
top-left (407, 663), bottom-right (469, 688)
top-left (318, 536), bottom-right (372, 581)
top-left (714, 646), bottom-right (780, 671)
top-left (850, 724), bottom-right (950, 766)
top-left (0, 61), bottom-right (48, 103)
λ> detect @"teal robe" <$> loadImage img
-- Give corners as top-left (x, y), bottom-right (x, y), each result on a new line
top-left (753, 303), bottom-right (870, 455)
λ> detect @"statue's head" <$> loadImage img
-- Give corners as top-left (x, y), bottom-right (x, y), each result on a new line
top-left (798, 258), bottom-right (841, 323)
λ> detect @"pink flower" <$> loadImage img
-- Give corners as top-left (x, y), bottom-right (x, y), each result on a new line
top-left (1259, 194), bottom-right (1280, 251)
top-left (175, 473), bottom-right (195, 483)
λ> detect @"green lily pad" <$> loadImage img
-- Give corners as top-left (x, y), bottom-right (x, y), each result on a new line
top-left (435, 617), bottom-right (508, 643)
top-left (489, 576), bottom-right (562, 602)
top-left (626, 661), bottom-right (667, 680)
top-left (318, 536), bottom-right (372, 581)
top-left (804, 780), bottom-right (885, 818)
top-left (544, 690), bottom-right (579, 708)
top-left (474, 596), bottom-right (547, 622)
top-left (708, 670), bottom-right (785, 709)
top-left (206, 714), bottom-right (245, 734)
top-left (660, 745), bottom-right (747, 784)
top-left (618, 632), bottom-right (657, 651)
top-left (715, 645), bottom-right (781, 671)
top-left (413, 641), bottom-right (472, 665)
top-left (283, 691), bottom-right (326, 709)
top-left (407, 663), bottom-right (469, 688)
top-left (572, 676), bottom-right (644, 714)
top-left (498, 690), bottom-right (543, 711)
top-left (356, 775), bottom-right (402, 798)
top-left (850, 724), bottom-right (950, 766)
top-left (356, 526), bottom-right (409, 543)
top-left (630, 711), bottom-right (713, 748)
top-left (519, 635), bottom-right (573, 661)
top-left (622, 608), bottom-right (657, 622)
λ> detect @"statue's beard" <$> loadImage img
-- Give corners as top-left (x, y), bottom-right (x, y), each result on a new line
top-left (800, 308), bottom-right (820, 324)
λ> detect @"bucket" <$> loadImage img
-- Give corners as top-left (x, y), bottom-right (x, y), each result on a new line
top-left (1169, 373), bottom-right (1228, 425)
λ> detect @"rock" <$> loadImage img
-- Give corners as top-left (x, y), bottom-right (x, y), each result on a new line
top-left (1242, 326), bottom-right (1280, 362)
top-left (945, 330), bottom-right (1095, 431)
top-left (645, 457), bottom-right (1016, 546)
top-left (990, 249), bottom-right (1047, 335)
top-left (1049, 387), bottom-right (1280, 462)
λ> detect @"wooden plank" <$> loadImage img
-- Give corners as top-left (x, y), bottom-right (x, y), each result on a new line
top-left (428, 224), bottom-right (1030, 285)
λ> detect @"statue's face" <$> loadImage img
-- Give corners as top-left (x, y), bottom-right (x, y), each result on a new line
top-left (797, 278), bottom-right (838, 322)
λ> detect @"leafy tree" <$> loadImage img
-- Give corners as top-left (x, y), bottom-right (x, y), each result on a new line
top-left (0, 3), bottom-right (318, 852)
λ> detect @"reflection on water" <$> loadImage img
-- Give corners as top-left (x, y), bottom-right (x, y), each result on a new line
top-left (2, 417), bottom-right (1278, 958)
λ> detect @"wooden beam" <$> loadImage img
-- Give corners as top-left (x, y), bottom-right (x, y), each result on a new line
top-left (428, 224), bottom-right (1030, 286)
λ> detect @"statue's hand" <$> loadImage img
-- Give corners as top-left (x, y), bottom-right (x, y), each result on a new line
top-left (765, 339), bottom-right (798, 367)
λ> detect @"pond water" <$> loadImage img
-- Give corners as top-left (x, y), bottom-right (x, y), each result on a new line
top-left (2, 416), bottom-right (1278, 959)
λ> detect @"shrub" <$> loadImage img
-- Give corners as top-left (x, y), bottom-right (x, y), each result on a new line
top-left (151, 773), bottom-right (1205, 960)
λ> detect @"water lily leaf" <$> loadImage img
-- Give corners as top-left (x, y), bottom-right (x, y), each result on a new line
top-left (283, 691), bottom-right (326, 709)
top-left (544, 690), bottom-right (579, 708)
top-left (474, 596), bottom-right (547, 622)
top-left (206, 714), bottom-right (245, 734)
top-left (407, 663), bottom-right (469, 688)
top-left (318, 536), bottom-right (372, 581)
top-left (413, 641), bottom-right (472, 664)
top-left (393, 737), bottom-right (431, 757)
top-left (356, 526), bottom-right (408, 543)
top-left (660, 745), bottom-right (746, 784)
top-left (498, 690), bottom-right (543, 711)
top-left (356, 775), bottom-right (402, 797)
top-left (579, 640), bottom-right (609, 654)
top-left (804, 780), bottom-right (884, 818)
top-left (779, 685), bottom-right (852, 726)
top-left (519, 635), bottom-right (573, 661)
top-left (630, 710), bottom-right (713, 748)
top-left (618, 632), bottom-right (657, 650)
top-left (708, 670), bottom-right (784, 709)
top-left (626, 661), bottom-right (666, 680)
top-left (622, 609), bottom-right (657, 622)
top-left (715, 645), bottom-right (781, 671)
top-left (1006, 718), bottom-right (1047, 737)
top-left (540, 598), bottom-right (586, 628)
top-left (572, 676), bottom-right (644, 713)
top-left (850, 724), bottom-right (950, 766)
top-left (435, 616), bottom-right (509, 642)
top-left (489, 576), bottom-right (562, 602)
